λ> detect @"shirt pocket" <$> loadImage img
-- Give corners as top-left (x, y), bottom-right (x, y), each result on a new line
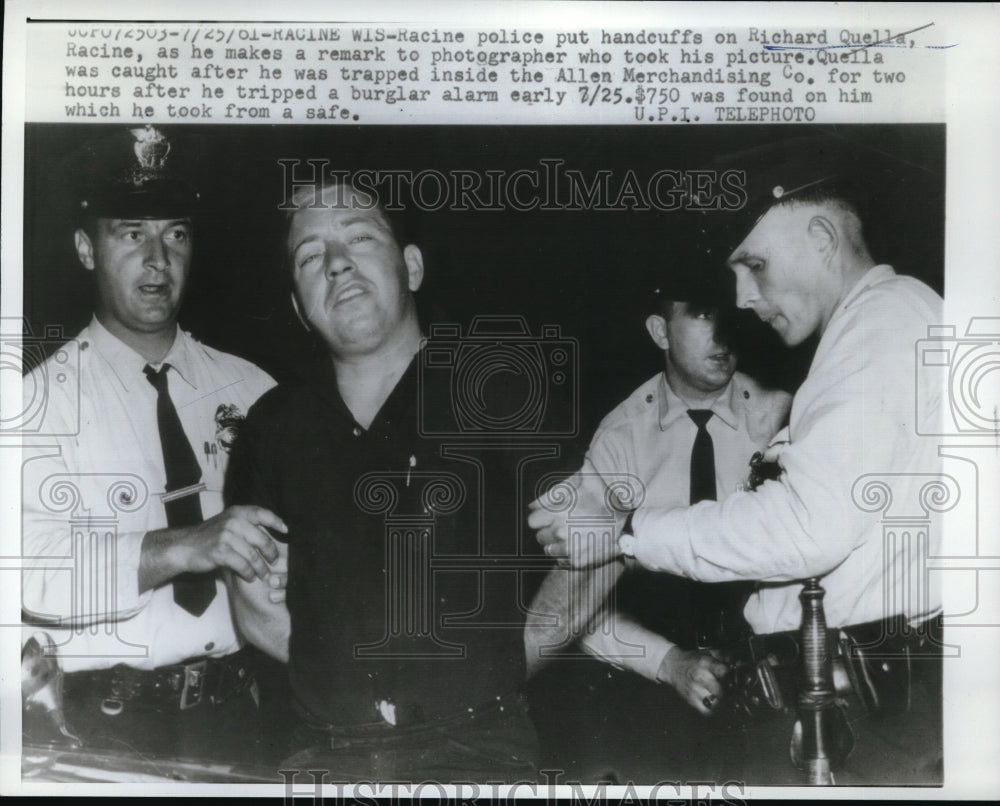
top-left (195, 431), bottom-right (228, 517)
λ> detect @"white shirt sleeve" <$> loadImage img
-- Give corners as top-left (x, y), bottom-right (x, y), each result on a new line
top-left (581, 609), bottom-right (675, 682)
top-left (21, 440), bottom-right (153, 625)
top-left (631, 293), bottom-right (925, 583)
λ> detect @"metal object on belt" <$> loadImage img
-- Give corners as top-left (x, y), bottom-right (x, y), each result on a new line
top-left (789, 578), bottom-right (854, 785)
top-left (743, 451), bottom-right (855, 783)
top-left (22, 632), bottom-right (82, 749)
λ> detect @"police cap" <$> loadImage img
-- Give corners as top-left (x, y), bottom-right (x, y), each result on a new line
top-left (695, 135), bottom-right (863, 258)
top-left (651, 238), bottom-right (736, 312)
top-left (73, 125), bottom-right (200, 220)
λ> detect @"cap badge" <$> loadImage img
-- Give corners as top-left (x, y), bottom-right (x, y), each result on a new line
top-left (130, 125), bottom-right (171, 176)
top-left (772, 185), bottom-right (785, 199)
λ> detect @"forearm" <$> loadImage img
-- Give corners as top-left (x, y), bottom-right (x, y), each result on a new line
top-left (137, 526), bottom-right (192, 593)
top-left (630, 470), bottom-right (857, 582)
top-left (581, 612), bottom-right (674, 682)
top-left (227, 573), bottom-right (290, 663)
top-left (525, 559), bottom-right (625, 677)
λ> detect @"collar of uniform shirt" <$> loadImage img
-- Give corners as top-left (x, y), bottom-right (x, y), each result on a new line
top-left (88, 315), bottom-right (199, 392)
top-left (656, 371), bottom-right (739, 433)
top-left (839, 264), bottom-right (896, 313)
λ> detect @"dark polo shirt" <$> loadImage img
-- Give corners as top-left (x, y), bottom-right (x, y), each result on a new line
top-left (226, 349), bottom-right (569, 727)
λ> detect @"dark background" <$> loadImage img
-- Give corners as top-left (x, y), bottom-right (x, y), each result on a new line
top-left (24, 123), bottom-right (945, 439)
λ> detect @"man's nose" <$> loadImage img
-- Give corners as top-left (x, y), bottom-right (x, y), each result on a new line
top-left (144, 237), bottom-right (170, 271)
top-left (734, 269), bottom-right (759, 310)
top-left (325, 247), bottom-right (354, 278)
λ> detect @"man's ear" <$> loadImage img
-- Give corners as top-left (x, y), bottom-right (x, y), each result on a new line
top-left (403, 244), bottom-right (424, 292)
top-left (807, 214), bottom-right (838, 263)
top-left (645, 314), bottom-right (670, 351)
top-left (74, 229), bottom-right (96, 271)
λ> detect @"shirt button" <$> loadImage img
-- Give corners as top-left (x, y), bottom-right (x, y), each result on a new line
top-left (743, 390), bottom-right (750, 399)
top-left (645, 394), bottom-right (654, 403)
top-left (352, 426), bottom-right (362, 437)
top-left (204, 642), bottom-right (214, 651)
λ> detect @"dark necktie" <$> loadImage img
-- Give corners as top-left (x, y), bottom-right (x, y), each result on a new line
top-left (687, 409), bottom-right (717, 504)
top-left (687, 407), bottom-right (753, 646)
top-left (144, 364), bottom-right (216, 616)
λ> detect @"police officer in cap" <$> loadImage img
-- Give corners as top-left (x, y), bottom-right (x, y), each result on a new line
top-left (21, 126), bottom-right (283, 766)
top-left (530, 136), bottom-right (945, 784)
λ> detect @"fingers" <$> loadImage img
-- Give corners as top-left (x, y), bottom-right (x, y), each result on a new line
top-left (223, 515), bottom-right (278, 572)
top-left (696, 693), bottom-right (720, 716)
top-left (536, 526), bottom-right (566, 548)
top-left (667, 650), bottom-right (730, 716)
top-left (267, 572), bottom-right (287, 604)
top-left (697, 664), bottom-right (726, 699)
top-left (232, 506), bottom-right (288, 564)
top-left (542, 540), bottom-right (568, 558)
top-left (241, 505), bottom-right (288, 534)
top-left (540, 532), bottom-right (620, 568)
top-left (527, 496), bottom-right (547, 512)
top-left (762, 442), bottom-right (787, 464)
top-left (687, 678), bottom-right (725, 716)
top-left (527, 506), bottom-right (559, 532)
top-left (218, 542), bottom-right (261, 583)
top-left (253, 526), bottom-right (281, 565)
top-left (221, 534), bottom-right (272, 581)
top-left (195, 508), bottom-right (285, 579)
top-left (705, 656), bottom-right (731, 681)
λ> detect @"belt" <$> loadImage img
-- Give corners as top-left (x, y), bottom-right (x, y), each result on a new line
top-left (729, 614), bottom-right (942, 717)
top-left (64, 648), bottom-right (255, 714)
top-left (298, 690), bottom-right (526, 748)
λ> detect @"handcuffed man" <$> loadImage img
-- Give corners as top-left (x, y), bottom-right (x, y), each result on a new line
top-left (225, 178), bottom-right (554, 781)
top-left (529, 138), bottom-right (945, 785)
top-left (21, 126), bottom-right (282, 765)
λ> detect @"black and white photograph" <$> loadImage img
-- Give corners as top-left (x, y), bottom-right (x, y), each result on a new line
top-left (2, 2), bottom-right (998, 800)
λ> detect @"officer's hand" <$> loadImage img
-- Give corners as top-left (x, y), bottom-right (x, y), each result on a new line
top-left (527, 473), bottom-right (578, 553)
top-left (528, 477), bottom-right (624, 568)
top-left (176, 505), bottom-right (287, 582)
top-left (762, 430), bottom-right (790, 465)
top-left (657, 647), bottom-right (731, 716)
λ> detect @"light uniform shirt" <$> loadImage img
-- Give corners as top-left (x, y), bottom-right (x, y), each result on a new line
top-left (629, 266), bottom-right (944, 634)
top-left (580, 370), bottom-right (791, 679)
top-left (21, 318), bottom-right (275, 672)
